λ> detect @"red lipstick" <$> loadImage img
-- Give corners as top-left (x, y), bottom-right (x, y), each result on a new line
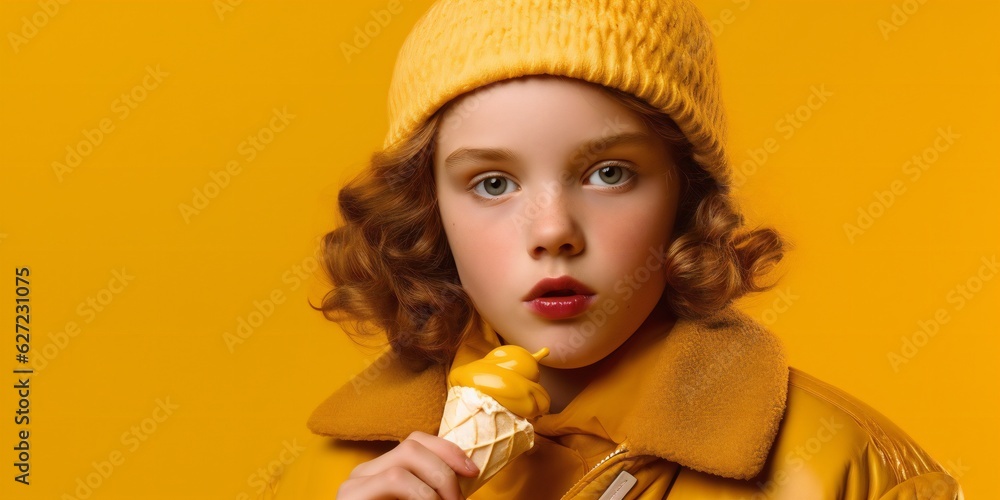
top-left (523, 276), bottom-right (596, 320)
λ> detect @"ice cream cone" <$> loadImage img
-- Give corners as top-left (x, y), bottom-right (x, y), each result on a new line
top-left (438, 385), bottom-right (535, 497)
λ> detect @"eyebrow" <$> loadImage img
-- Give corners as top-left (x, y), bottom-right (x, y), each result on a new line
top-left (443, 131), bottom-right (655, 170)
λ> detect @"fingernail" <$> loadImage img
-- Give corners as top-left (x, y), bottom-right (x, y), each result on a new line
top-left (465, 457), bottom-right (479, 474)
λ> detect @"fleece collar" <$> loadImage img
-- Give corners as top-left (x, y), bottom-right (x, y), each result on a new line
top-left (307, 307), bottom-right (789, 480)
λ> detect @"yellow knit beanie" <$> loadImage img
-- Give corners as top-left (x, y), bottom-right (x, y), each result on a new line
top-left (383, 0), bottom-right (731, 188)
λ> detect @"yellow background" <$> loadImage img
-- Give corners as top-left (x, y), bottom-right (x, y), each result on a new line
top-left (1, 0), bottom-right (996, 498)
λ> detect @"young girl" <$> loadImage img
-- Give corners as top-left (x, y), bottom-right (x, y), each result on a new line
top-left (271, 0), bottom-right (964, 498)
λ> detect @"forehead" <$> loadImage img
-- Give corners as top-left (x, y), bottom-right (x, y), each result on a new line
top-left (433, 76), bottom-right (653, 163)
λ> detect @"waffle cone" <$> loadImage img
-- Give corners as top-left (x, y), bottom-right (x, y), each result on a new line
top-left (438, 385), bottom-right (534, 497)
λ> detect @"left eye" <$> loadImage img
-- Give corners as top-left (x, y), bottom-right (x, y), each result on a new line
top-left (588, 165), bottom-right (633, 186)
top-left (473, 175), bottom-right (518, 197)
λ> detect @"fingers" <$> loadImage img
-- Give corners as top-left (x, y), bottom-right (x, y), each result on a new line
top-left (405, 431), bottom-right (480, 478)
top-left (341, 467), bottom-right (444, 500)
top-left (345, 432), bottom-right (476, 500)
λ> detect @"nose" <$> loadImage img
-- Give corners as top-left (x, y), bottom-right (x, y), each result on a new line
top-left (525, 190), bottom-right (585, 259)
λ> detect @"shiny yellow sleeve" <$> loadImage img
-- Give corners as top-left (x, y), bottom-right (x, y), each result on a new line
top-left (668, 369), bottom-right (965, 499)
top-left (877, 472), bottom-right (963, 500)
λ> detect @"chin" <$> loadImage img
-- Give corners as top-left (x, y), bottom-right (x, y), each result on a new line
top-left (541, 345), bottom-right (608, 369)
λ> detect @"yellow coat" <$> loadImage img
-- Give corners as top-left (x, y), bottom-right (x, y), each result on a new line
top-left (267, 307), bottom-right (963, 499)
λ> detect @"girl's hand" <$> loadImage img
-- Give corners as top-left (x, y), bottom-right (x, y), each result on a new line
top-left (337, 431), bottom-right (480, 500)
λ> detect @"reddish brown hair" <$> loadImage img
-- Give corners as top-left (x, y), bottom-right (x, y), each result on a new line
top-left (315, 85), bottom-right (787, 369)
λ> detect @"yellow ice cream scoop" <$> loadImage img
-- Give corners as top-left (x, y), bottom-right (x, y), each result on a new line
top-left (440, 346), bottom-right (552, 496)
top-left (448, 346), bottom-right (551, 420)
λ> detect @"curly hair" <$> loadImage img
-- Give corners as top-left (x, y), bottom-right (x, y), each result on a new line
top-left (603, 86), bottom-right (789, 319)
top-left (315, 85), bottom-right (788, 370)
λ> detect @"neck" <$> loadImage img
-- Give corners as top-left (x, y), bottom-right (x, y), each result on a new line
top-left (537, 305), bottom-right (677, 414)
top-left (538, 357), bottom-right (606, 414)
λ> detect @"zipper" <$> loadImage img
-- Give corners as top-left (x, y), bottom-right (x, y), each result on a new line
top-left (559, 442), bottom-right (630, 500)
top-left (588, 443), bottom-right (629, 475)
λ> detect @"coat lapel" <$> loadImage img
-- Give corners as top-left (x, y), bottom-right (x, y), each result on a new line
top-left (307, 307), bottom-right (788, 480)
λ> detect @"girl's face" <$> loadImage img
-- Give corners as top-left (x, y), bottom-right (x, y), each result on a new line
top-left (433, 76), bottom-right (681, 369)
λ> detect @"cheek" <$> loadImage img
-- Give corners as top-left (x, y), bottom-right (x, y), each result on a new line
top-left (453, 238), bottom-right (517, 311)
top-left (440, 206), bottom-right (518, 289)
top-left (590, 199), bottom-right (672, 252)
top-left (454, 232), bottom-right (506, 272)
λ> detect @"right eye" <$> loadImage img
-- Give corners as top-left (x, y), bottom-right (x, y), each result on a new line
top-left (472, 175), bottom-right (518, 198)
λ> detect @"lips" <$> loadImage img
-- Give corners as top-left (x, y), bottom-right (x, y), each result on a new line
top-left (523, 276), bottom-right (596, 301)
top-left (523, 276), bottom-right (596, 320)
